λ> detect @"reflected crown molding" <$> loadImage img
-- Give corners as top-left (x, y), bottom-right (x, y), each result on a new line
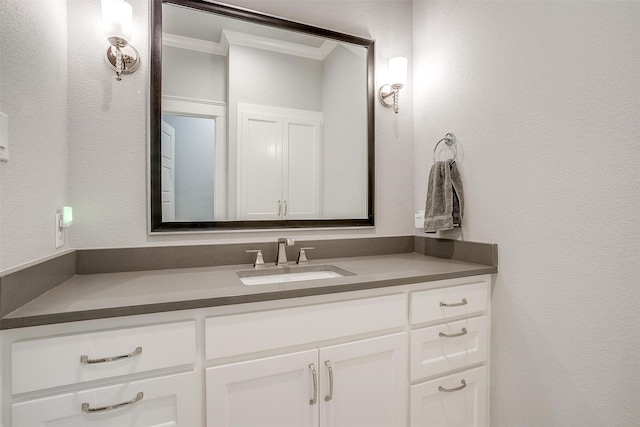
top-left (163, 29), bottom-right (339, 60)
top-left (163, 32), bottom-right (227, 55)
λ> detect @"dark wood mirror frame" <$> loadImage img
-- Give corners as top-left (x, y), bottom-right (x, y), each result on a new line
top-left (150, 0), bottom-right (375, 232)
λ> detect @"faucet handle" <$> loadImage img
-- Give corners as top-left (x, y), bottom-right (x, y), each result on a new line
top-left (297, 247), bottom-right (315, 264)
top-left (246, 250), bottom-right (265, 268)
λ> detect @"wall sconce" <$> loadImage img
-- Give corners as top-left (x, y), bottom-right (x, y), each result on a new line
top-left (378, 57), bottom-right (408, 114)
top-left (102, 0), bottom-right (140, 81)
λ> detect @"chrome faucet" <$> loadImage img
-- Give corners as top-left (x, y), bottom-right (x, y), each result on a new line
top-left (276, 237), bottom-right (294, 266)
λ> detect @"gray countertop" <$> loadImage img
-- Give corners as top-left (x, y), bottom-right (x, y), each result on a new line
top-left (0, 253), bottom-right (497, 329)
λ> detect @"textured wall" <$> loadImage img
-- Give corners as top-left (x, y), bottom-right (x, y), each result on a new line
top-left (66, 0), bottom-right (414, 251)
top-left (413, 1), bottom-right (640, 425)
top-left (0, 0), bottom-right (68, 270)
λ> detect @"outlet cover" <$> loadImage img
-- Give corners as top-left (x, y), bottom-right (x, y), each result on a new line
top-left (414, 210), bottom-right (425, 228)
top-left (0, 112), bottom-right (8, 162)
top-left (55, 213), bottom-right (64, 248)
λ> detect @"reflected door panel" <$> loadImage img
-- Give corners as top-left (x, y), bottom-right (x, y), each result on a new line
top-left (160, 120), bottom-right (176, 221)
top-left (240, 112), bottom-right (283, 220)
top-left (284, 118), bottom-right (322, 219)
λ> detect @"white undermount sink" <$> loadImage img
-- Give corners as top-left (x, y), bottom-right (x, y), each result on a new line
top-left (237, 265), bottom-right (354, 286)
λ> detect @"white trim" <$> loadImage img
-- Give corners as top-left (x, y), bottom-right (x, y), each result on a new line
top-left (318, 40), bottom-right (338, 59)
top-left (163, 32), bottom-right (228, 55)
top-left (237, 103), bottom-right (324, 123)
top-left (163, 29), bottom-right (343, 61)
top-left (224, 29), bottom-right (322, 60)
top-left (162, 96), bottom-right (226, 117)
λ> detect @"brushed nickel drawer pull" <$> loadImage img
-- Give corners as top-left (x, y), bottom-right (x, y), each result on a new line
top-left (439, 327), bottom-right (468, 338)
top-left (440, 298), bottom-right (467, 307)
top-left (309, 363), bottom-right (318, 405)
top-left (439, 379), bottom-right (466, 393)
top-left (80, 347), bottom-right (142, 364)
top-left (82, 392), bottom-right (144, 413)
top-left (324, 360), bottom-right (334, 402)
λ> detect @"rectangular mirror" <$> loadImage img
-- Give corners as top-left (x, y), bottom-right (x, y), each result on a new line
top-left (150, 0), bottom-right (375, 231)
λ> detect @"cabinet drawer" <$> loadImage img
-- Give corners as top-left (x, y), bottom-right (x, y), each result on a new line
top-left (12, 321), bottom-right (196, 394)
top-left (205, 294), bottom-right (406, 360)
top-left (410, 316), bottom-right (488, 381)
top-left (12, 371), bottom-right (199, 427)
top-left (410, 366), bottom-right (487, 427)
top-left (409, 280), bottom-right (489, 326)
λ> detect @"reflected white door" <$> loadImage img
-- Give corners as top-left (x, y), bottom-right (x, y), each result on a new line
top-left (161, 120), bottom-right (176, 221)
top-left (284, 117), bottom-right (322, 219)
top-left (237, 105), bottom-right (322, 220)
top-left (239, 112), bottom-right (283, 220)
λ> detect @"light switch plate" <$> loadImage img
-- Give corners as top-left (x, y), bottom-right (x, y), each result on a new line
top-left (0, 112), bottom-right (8, 162)
top-left (55, 213), bottom-right (64, 248)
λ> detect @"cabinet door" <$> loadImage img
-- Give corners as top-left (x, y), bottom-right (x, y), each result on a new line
top-left (12, 371), bottom-right (199, 427)
top-left (283, 117), bottom-right (322, 219)
top-left (238, 111), bottom-right (283, 219)
top-left (318, 333), bottom-right (408, 427)
top-left (410, 366), bottom-right (487, 427)
top-left (206, 349), bottom-right (319, 427)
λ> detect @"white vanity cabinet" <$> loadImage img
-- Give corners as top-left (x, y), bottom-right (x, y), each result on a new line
top-left (11, 371), bottom-right (199, 427)
top-left (5, 321), bottom-right (199, 427)
top-left (408, 279), bottom-right (491, 427)
top-left (204, 294), bottom-right (408, 427)
top-left (1, 273), bottom-right (493, 427)
top-left (206, 333), bottom-right (407, 427)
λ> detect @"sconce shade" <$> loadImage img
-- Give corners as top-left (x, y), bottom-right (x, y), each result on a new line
top-left (102, 0), bottom-right (133, 42)
top-left (101, 0), bottom-right (139, 80)
top-left (388, 57), bottom-right (407, 87)
top-left (378, 56), bottom-right (408, 113)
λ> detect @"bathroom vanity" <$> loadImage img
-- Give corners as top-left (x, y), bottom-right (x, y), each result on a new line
top-left (0, 246), bottom-right (496, 427)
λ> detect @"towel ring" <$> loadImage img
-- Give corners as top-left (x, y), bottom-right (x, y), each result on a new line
top-left (433, 133), bottom-right (457, 163)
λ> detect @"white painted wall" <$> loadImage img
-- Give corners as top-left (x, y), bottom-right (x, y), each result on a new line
top-left (322, 45), bottom-right (368, 218)
top-left (229, 44), bottom-right (322, 112)
top-left (413, 1), bottom-right (640, 425)
top-left (0, 0), bottom-right (68, 271)
top-left (162, 45), bottom-right (226, 103)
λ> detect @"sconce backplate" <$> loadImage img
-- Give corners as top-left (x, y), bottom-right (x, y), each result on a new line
top-left (378, 84), bottom-right (394, 108)
top-left (105, 44), bottom-right (141, 75)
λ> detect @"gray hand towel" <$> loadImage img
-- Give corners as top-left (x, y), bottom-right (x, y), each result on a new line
top-left (424, 160), bottom-right (464, 232)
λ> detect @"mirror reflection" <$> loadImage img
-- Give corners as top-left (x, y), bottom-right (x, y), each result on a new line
top-left (151, 0), bottom-right (374, 230)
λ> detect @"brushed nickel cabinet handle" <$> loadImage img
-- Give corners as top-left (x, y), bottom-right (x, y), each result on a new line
top-left (439, 379), bottom-right (467, 393)
top-left (439, 327), bottom-right (468, 338)
top-left (440, 298), bottom-right (468, 307)
top-left (277, 200), bottom-right (282, 216)
top-left (80, 347), bottom-right (142, 364)
top-left (324, 360), bottom-right (334, 402)
top-left (82, 392), bottom-right (143, 413)
top-left (309, 363), bottom-right (318, 405)
top-left (283, 200), bottom-right (288, 216)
